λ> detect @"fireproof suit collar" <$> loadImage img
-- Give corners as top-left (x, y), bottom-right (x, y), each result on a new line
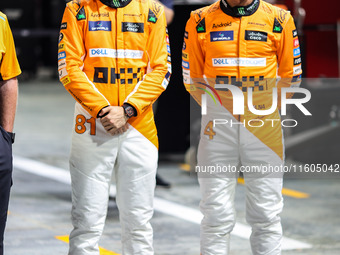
top-left (220, 0), bottom-right (260, 17)
top-left (100, 0), bottom-right (133, 8)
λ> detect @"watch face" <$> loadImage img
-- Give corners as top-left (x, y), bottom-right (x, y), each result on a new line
top-left (125, 106), bottom-right (134, 117)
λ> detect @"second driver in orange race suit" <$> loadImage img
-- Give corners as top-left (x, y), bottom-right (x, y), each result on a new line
top-left (183, 0), bottom-right (302, 254)
top-left (58, 0), bottom-right (171, 254)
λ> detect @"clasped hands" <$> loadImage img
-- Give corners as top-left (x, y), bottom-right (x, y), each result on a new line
top-left (98, 106), bottom-right (129, 136)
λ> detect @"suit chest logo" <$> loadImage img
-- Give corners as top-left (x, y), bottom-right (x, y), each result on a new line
top-left (212, 22), bottom-right (231, 29)
top-left (210, 31), bottom-right (234, 42)
top-left (122, 22), bottom-right (144, 33)
top-left (245, 30), bottom-right (268, 42)
top-left (89, 21), bottom-right (111, 31)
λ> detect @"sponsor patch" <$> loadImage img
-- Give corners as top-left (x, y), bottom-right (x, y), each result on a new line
top-left (248, 21), bottom-right (266, 27)
top-left (293, 38), bottom-right (299, 47)
top-left (294, 57), bottom-right (302, 65)
top-left (182, 52), bottom-right (189, 61)
top-left (184, 31), bottom-right (188, 39)
top-left (212, 58), bottom-right (266, 67)
top-left (165, 71), bottom-right (171, 81)
top-left (293, 47), bottom-right (301, 57)
top-left (245, 30), bottom-right (267, 42)
top-left (167, 63), bottom-right (172, 73)
top-left (91, 12), bottom-right (109, 18)
top-left (183, 69), bottom-right (191, 84)
top-left (122, 22), bottom-right (144, 33)
top-left (293, 65), bottom-right (302, 75)
top-left (58, 43), bottom-right (65, 50)
top-left (182, 60), bottom-right (190, 69)
top-left (58, 51), bottom-right (66, 60)
top-left (59, 68), bottom-right (68, 79)
top-left (58, 59), bottom-right (66, 70)
top-left (196, 18), bottom-right (206, 33)
top-left (212, 22), bottom-right (231, 29)
top-left (237, 7), bottom-right (246, 15)
top-left (246, 0), bottom-right (258, 12)
top-left (161, 78), bottom-right (169, 89)
top-left (76, 6), bottom-right (86, 21)
top-left (60, 22), bottom-right (67, 30)
top-left (124, 13), bottom-right (142, 17)
top-left (182, 41), bottom-right (186, 50)
top-left (292, 29), bottom-right (298, 38)
top-left (166, 35), bottom-right (169, 44)
top-left (89, 21), bottom-right (111, 31)
top-left (61, 76), bottom-right (71, 86)
top-left (89, 48), bottom-right (144, 59)
top-left (183, 69), bottom-right (190, 76)
top-left (59, 33), bottom-right (64, 43)
top-left (148, 9), bottom-right (157, 23)
top-left (167, 45), bottom-right (171, 54)
top-left (167, 54), bottom-right (171, 63)
top-left (273, 18), bottom-right (283, 33)
top-left (210, 31), bottom-right (233, 42)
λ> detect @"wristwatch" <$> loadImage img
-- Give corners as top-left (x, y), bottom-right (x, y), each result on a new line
top-left (122, 103), bottom-right (137, 118)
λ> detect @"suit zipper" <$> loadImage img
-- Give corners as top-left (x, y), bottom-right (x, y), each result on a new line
top-left (115, 8), bottom-right (119, 104)
top-left (238, 17), bottom-right (242, 122)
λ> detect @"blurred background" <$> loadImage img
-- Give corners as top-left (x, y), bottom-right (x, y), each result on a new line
top-left (1, 1), bottom-right (340, 254)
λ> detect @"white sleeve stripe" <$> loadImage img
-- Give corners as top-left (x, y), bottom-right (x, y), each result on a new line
top-left (83, 71), bottom-right (110, 105)
top-left (124, 78), bottom-right (144, 103)
top-left (80, 54), bottom-right (85, 71)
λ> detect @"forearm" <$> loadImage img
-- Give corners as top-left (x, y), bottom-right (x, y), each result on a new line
top-left (0, 77), bottom-right (18, 132)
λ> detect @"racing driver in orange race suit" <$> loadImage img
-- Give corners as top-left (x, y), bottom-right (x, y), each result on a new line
top-left (183, 0), bottom-right (302, 254)
top-left (58, 0), bottom-right (170, 254)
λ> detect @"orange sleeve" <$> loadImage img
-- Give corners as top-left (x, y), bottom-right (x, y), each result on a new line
top-left (182, 12), bottom-right (205, 105)
top-left (125, 1), bottom-right (169, 116)
top-left (58, 4), bottom-right (110, 118)
top-left (277, 13), bottom-right (302, 96)
top-left (0, 15), bottom-right (21, 81)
